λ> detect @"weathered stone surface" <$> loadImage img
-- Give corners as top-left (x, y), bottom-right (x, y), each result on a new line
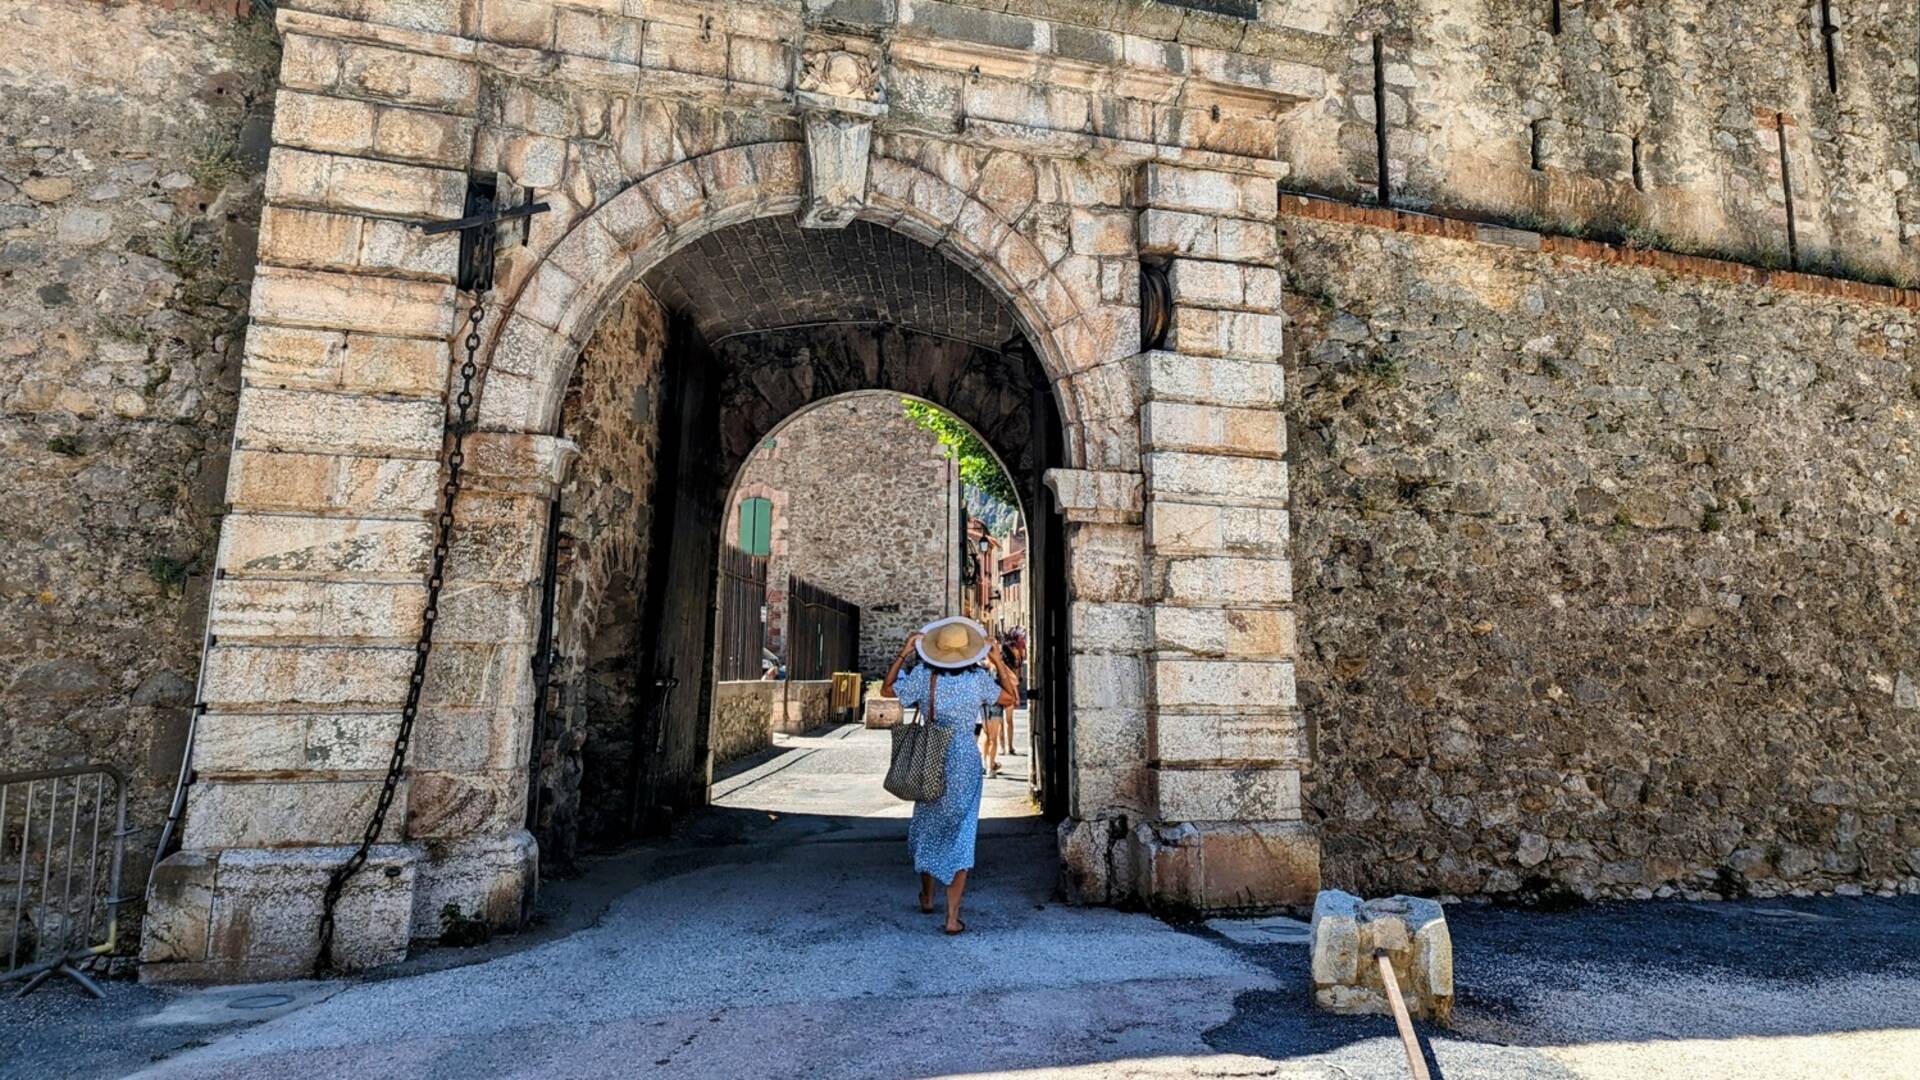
top-left (1156, 766), bottom-right (1301, 821)
top-left (862, 696), bottom-right (903, 729)
top-left (200, 643), bottom-right (416, 708)
top-left (1156, 554), bottom-right (1292, 606)
top-left (1142, 350), bottom-right (1284, 407)
top-left (1288, 216), bottom-right (1920, 902)
top-left (405, 769), bottom-right (529, 840)
top-left (1066, 523), bottom-right (1146, 603)
top-left (1152, 606), bottom-right (1296, 658)
top-left (1151, 658), bottom-right (1296, 711)
top-left (216, 515), bottom-right (434, 581)
top-left (250, 266), bottom-right (458, 337)
top-left (1309, 890), bottom-right (1454, 1025)
top-left (1140, 400), bottom-right (1286, 457)
top-left (410, 831), bottom-right (537, 940)
top-left (1047, 469), bottom-right (1144, 524)
top-left (143, 844), bottom-right (418, 983)
top-left (265, 148), bottom-right (466, 220)
top-left (31, 0), bottom-right (1912, 989)
top-left (800, 112), bottom-right (873, 228)
top-left (713, 679), bottom-right (777, 762)
top-left (208, 579), bottom-right (428, 641)
top-left (1146, 502), bottom-right (1289, 556)
top-left (182, 777), bottom-right (406, 849)
top-left (1133, 819), bottom-right (1320, 913)
top-left (1157, 712), bottom-right (1306, 765)
top-left (0, 2), bottom-right (281, 955)
top-left (1145, 451), bottom-right (1288, 503)
top-left (193, 711), bottom-right (399, 774)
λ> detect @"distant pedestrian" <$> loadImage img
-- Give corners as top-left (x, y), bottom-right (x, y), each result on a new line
top-left (980, 628), bottom-right (1006, 777)
top-left (882, 616), bottom-right (1018, 935)
top-left (998, 629), bottom-right (1027, 755)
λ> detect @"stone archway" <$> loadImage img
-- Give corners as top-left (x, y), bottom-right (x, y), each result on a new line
top-left (471, 142), bottom-right (1113, 452)
top-left (522, 189), bottom-right (1083, 848)
top-left (144, 7), bottom-right (1315, 981)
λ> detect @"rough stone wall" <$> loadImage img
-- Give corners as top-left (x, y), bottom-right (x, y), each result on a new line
top-left (1279, 0), bottom-right (1920, 284)
top-left (540, 284), bottom-right (667, 863)
top-left (1284, 214), bottom-right (1920, 902)
top-left (710, 680), bottom-right (775, 766)
top-left (0, 1), bottom-right (277, 908)
top-left (727, 393), bottom-right (957, 677)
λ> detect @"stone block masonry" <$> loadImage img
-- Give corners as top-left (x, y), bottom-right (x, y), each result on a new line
top-left (1280, 1), bottom-right (1920, 289)
top-left (0, 0), bottom-right (282, 949)
top-left (1285, 212), bottom-right (1920, 903)
top-left (24, 0), bottom-right (1911, 986)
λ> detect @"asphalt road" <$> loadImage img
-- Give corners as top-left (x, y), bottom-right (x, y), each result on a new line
top-left (8, 719), bottom-right (1917, 1079)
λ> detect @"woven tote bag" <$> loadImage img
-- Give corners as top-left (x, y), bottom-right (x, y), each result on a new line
top-left (884, 670), bottom-right (954, 802)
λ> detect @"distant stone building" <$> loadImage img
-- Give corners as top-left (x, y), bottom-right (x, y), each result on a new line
top-left (1, 0), bottom-right (1915, 983)
top-left (725, 393), bottom-right (962, 677)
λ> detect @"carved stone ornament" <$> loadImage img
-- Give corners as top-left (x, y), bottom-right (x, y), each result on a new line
top-left (797, 48), bottom-right (883, 106)
top-left (799, 111), bottom-right (873, 230)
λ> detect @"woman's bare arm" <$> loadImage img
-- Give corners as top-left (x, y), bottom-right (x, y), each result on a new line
top-left (880, 633), bottom-right (923, 698)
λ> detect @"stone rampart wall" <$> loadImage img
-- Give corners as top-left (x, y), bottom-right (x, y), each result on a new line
top-left (1279, 0), bottom-right (1920, 285)
top-left (0, 1), bottom-right (278, 918)
top-left (1284, 212), bottom-right (1920, 901)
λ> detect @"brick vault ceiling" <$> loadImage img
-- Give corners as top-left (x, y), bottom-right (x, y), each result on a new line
top-left (640, 216), bottom-right (1022, 349)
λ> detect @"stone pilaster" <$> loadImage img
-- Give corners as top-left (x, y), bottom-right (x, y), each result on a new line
top-left (143, 12), bottom-right (485, 981)
top-left (407, 432), bottom-right (575, 938)
top-left (1130, 163), bottom-right (1318, 912)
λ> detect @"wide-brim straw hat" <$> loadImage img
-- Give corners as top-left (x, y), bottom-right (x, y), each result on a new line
top-left (916, 616), bottom-right (991, 669)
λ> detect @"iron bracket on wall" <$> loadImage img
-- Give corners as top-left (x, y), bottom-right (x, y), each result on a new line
top-left (423, 178), bottom-right (550, 292)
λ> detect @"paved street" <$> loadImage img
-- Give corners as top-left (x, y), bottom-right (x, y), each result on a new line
top-left (6, 716), bottom-right (1919, 1079)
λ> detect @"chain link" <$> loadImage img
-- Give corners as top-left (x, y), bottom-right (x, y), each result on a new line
top-left (315, 231), bottom-right (492, 977)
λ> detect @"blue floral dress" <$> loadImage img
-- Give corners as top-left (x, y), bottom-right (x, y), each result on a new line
top-left (894, 663), bottom-right (998, 885)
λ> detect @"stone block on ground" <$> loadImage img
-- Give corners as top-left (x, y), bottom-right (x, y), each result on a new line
top-left (141, 844), bottom-right (419, 983)
top-left (863, 697), bottom-right (902, 729)
top-left (1309, 889), bottom-right (1453, 1025)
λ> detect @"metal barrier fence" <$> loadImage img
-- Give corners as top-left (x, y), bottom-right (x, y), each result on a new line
top-left (716, 545), bottom-right (770, 681)
top-left (1, 764), bottom-right (129, 998)
top-left (787, 574), bottom-right (859, 681)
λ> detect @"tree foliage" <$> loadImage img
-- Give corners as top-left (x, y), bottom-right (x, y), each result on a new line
top-left (901, 399), bottom-right (1019, 511)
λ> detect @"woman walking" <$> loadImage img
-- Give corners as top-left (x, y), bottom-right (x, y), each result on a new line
top-left (882, 616), bottom-right (1018, 935)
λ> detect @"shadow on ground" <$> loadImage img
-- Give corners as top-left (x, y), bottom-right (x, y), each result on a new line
top-left (6, 723), bottom-right (1916, 1080)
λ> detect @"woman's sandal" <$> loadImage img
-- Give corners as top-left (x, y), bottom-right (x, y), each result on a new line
top-left (944, 920), bottom-right (967, 936)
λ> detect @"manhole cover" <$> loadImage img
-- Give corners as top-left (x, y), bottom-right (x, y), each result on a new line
top-left (229, 993), bottom-right (293, 1010)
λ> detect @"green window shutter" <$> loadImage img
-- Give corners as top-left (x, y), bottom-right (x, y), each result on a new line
top-left (739, 497), bottom-right (772, 556)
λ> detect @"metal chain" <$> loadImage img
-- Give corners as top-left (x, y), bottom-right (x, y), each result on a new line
top-left (315, 237), bottom-right (491, 977)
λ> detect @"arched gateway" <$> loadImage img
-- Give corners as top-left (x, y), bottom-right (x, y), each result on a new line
top-left (142, 2), bottom-right (1323, 980)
